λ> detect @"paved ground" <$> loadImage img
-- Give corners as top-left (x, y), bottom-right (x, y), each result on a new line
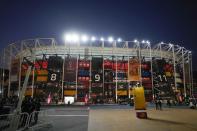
top-left (88, 108), bottom-right (197, 131)
top-left (33, 106), bottom-right (89, 131)
top-left (28, 105), bottom-right (197, 131)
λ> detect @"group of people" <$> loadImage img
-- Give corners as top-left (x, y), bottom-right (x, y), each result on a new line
top-left (21, 96), bottom-right (41, 125)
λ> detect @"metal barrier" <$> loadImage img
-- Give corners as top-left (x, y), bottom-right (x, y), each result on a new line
top-left (0, 112), bottom-right (29, 131)
top-left (0, 110), bottom-right (52, 131)
top-left (27, 110), bottom-right (53, 131)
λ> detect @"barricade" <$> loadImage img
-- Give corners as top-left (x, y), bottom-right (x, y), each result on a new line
top-left (0, 112), bottom-right (29, 131)
top-left (27, 110), bottom-right (53, 131)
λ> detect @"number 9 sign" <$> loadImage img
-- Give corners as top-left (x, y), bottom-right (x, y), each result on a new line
top-left (95, 74), bottom-right (100, 82)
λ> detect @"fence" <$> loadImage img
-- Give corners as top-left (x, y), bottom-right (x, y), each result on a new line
top-left (0, 112), bottom-right (29, 131)
top-left (0, 110), bottom-right (52, 131)
top-left (27, 110), bottom-right (53, 131)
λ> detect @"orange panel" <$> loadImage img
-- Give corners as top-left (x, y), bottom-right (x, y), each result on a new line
top-left (64, 90), bottom-right (76, 96)
top-left (37, 76), bottom-right (48, 82)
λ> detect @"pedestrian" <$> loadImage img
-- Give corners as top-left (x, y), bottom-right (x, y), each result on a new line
top-left (158, 99), bottom-right (162, 110)
top-left (34, 98), bottom-right (41, 124)
top-left (167, 99), bottom-right (171, 108)
top-left (155, 99), bottom-right (159, 110)
top-left (68, 101), bottom-right (70, 106)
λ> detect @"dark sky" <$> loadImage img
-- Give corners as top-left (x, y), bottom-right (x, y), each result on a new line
top-left (0, 0), bottom-right (197, 67)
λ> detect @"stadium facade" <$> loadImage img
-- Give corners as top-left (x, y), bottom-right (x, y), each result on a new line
top-left (0, 38), bottom-right (193, 104)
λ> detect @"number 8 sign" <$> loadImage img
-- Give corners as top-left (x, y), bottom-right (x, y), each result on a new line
top-left (51, 73), bottom-right (57, 81)
top-left (48, 71), bottom-right (60, 82)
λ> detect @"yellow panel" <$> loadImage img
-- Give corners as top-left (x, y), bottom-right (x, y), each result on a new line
top-left (133, 86), bottom-right (146, 110)
top-left (64, 90), bottom-right (76, 96)
top-left (37, 76), bottom-right (48, 82)
top-left (117, 90), bottom-right (127, 96)
top-left (165, 72), bottom-right (172, 77)
top-left (25, 89), bottom-right (32, 96)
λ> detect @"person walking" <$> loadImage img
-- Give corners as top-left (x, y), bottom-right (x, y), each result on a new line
top-left (167, 99), bottom-right (171, 108)
top-left (155, 99), bottom-right (159, 110)
top-left (34, 98), bottom-right (41, 124)
top-left (158, 99), bottom-right (162, 110)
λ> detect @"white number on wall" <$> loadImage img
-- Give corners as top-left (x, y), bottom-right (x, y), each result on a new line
top-left (95, 74), bottom-right (100, 82)
top-left (51, 73), bottom-right (57, 81)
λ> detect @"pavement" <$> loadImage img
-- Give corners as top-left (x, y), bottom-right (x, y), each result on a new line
top-left (27, 104), bottom-right (197, 131)
top-left (88, 108), bottom-right (197, 131)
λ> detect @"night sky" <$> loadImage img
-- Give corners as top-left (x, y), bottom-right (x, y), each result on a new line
top-left (0, 0), bottom-right (197, 68)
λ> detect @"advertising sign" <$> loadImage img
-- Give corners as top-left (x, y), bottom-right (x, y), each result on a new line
top-left (128, 58), bottom-right (140, 81)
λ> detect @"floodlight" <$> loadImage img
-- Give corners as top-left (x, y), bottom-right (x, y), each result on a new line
top-left (169, 43), bottom-right (173, 47)
top-left (160, 41), bottom-right (164, 44)
top-left (117, 38), bottom-right (122, 42)
top-left (72, 34), bottom-right (79, 42)
top-left (91, 36), bottom-right (96, 41)
top-left (100, 37), bottom-right (104, 41)
top-left (64, 34), bottom-right (72, 42)
top-left (134, 39), bottom-right (138, 43)
top-left (146, 40), bottom-right (150, 44)
top-left (81, 35), bottom-right (88, 42)
top-left (108, 37), bottom-right (114, 42)
top-left (142, 40), bottom-right (145, 43)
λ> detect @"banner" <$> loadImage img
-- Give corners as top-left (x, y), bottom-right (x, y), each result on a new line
top-left (128, 58), bottom-right (140, 81)
top-left (64, 57), bottom-right (77, 82)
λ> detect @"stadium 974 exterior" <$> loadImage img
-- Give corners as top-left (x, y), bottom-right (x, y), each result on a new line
top-left (0, 38), bottom-right (193, 104)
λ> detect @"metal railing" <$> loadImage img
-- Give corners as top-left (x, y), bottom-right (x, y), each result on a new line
top-left (0, 110), bottom-right (52, 131)
top-left (28, 110), bottom-right (53, 131)
top-left (0, 112), bottom-right (29, 131)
